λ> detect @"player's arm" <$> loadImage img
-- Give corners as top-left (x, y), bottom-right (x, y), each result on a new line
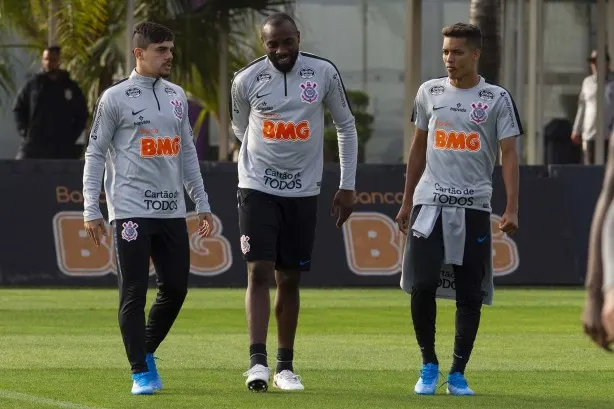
top-left (323, 64), bottom-right (357, 192)
top-left (396, 87), bottom-right (428, 234)
top-left (230, 73), bottom-right (250, 142)
top-left (82, 92), bottom-right (116, 245)
top-left (496, 91), bottom-right (522, 234)
top-left (571, 79), bottom-right (586, 142)
top-left (12, 80), bottom-right (30, 137)
top-left (179, 91), bottom-right (213, 237)
top-left (583, 136), bottom-right (614, 349)
top-left (499, 137), bottom-right (519, 223)
top-left (180, 92), bottom-right (212, 214)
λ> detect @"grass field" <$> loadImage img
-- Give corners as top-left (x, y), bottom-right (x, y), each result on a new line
top-left (0, 288), bottom-right (611, 409)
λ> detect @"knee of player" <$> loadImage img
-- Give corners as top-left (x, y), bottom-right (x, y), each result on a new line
top-left (160, 283), bottom-right (188, 300)
top-left (248, 261), bottom-right (274, 285)
top-left (276, 270), bottom-right (301, 289)
top-left (455, 296), bottom-right (482, 310)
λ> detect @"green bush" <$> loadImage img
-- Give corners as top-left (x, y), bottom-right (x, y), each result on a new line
top-left (324, 89), bottom-right (374, 163)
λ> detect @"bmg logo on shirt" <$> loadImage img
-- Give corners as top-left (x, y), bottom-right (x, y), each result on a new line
top-left (140, 136), bottom-right (181, 158)
top-left (262, 120), bottom-right (311, 141)
top-left (434, 129), bottom-right (481, 152)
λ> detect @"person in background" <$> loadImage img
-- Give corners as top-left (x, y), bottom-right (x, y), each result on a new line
top-left (570, 50), bottom-right (614, 165)
top-left (12, 45), bottom-right (88, 159)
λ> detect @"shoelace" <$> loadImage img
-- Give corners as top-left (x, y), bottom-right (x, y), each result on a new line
top-left (134, 374), bottom-right (150, 387)
top-left (439, 373), bottom-right (468, 389)
top-left (242, 365), bottom-right (268, 377)
top-left (419, 366), bottom-right (439, 383)
top-left (146, 355), bottom-right (160, 374)
top-left (277, 370), bottom-right (301, 383)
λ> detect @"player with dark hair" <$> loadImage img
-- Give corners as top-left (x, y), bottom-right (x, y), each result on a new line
top-left (231, 12), bottom-right (358, 392)
top-left (83, 21), bottom-right (214, 395)
top-left (396, 22), bottom-right (522, 396)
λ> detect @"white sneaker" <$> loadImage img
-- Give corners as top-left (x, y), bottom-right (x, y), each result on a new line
top-left (273, 370), bottom-right (305, 391)
top-left (243, 364), bottom-right (270, 392)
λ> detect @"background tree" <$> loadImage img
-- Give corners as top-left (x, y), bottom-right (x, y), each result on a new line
top-left (324, 89), bottom-right (374, 164)
top-left (469, 0), bottom-right (500, 84)
top-left (0, 0), bottom-right (290, 119)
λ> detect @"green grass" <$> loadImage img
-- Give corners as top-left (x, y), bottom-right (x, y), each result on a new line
top-left (0, 288), bottom-right (611, 408)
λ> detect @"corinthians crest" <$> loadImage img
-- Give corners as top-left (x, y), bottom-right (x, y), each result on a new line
top-left (299, 81), bottom-right (318, 104)
top-left (469, 102), bottom-right (489, 124)
top-left (170, 99), bottom-right (183, 120)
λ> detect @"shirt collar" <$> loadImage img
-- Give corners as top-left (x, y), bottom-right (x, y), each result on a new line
top-left (129, 69), bottom-right (163, 89)
top-left (266, 52), bottom-right (303, 75)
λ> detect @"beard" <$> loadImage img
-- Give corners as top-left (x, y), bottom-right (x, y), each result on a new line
top-left (269, 51), bottom-right (299, 73)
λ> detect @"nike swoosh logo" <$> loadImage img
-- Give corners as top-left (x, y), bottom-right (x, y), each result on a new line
top-left (132, 108), bottom-right (146, 115)
top-left (433, 106), bottom-right (446, 111)
top-left (477, 235), bottom-right (488, 243)
top-left (256, 92), bottom-right (271, 99)
top-left (299, 260), bottom-right (311, 266)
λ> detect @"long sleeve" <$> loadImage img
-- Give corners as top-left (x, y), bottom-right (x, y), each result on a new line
top-left (82, 92), bottom-right (116, 222)
top-left (70, 82), bottom-right (88, 142)
top-left (606, 79), bottom-right (614, 136)
top-left (230, 73), bottom-right (250, 142)
top-left (324, 64), bottom-right (357, 190)
top-left (572, 79), bottom-right (586, 135)
top-left (12, 81), bottom-right (30, 136)
top-left (181, 92), bottom-right (211, 214)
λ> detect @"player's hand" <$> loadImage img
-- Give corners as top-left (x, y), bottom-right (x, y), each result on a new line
top-left (331, 189), bottom-right (355, 228)
top-left (602, 287), bottom-right (614, 341)
top-left (198, 212), bottom-right (214, 237)
top-left (498, 210), bottom-right (518, 234)
top-left (84, 218), bottom-right (107, 247)
top-left (583, 290), bottom-right (612, 351)
top-left (395, 203), bottom-right (412, 235)
top-left (571, 133), bottom-right (581, 145)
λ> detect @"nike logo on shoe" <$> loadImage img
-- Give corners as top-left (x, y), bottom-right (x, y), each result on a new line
top-left (132, 108), bottom-right (146, 115)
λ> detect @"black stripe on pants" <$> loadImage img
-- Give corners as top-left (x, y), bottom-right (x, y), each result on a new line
top-left (113, 218), bottom-right (190, 374)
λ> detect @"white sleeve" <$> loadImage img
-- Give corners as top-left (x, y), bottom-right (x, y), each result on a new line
top-left (180, 90), bottom-right (211, 214)
top-left (323, 64), bottom-right (357, 191)
top-left (231, 73), bottom-right (250, 142)
top-left (496, 90), bottom-right (524, 140)
top-left (82, 92), bottom-right (116, 222)
top-left (411, 85), bottom-right (428, 131)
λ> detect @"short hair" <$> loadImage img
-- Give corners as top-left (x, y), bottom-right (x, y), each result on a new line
top-left (133, 21), bottom-right (175, 49)
top-left (442, 23), bottom-right (482, 49)
top-left (261, 12), bottom-right (298, 33)
top-left (44, 45), bottom-right (61, 54)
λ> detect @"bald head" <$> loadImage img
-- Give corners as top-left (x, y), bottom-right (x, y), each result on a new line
top-left (260, 12), bottom-right (300, 73)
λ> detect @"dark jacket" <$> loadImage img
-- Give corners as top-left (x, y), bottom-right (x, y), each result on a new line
top-left (12, 69), bottom-right (88, 159)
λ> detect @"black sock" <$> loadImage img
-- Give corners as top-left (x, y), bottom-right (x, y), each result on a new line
top-left (450, 351), bottom-right (469, 375)
top-left (420, 346), bottom-right (439, 366)
top-left (249, 343), bottom-right (267, 368)
top-left (276, 348), bottom-right (293, 373)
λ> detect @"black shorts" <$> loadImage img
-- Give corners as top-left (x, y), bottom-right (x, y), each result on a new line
top-left (407, 205), bottom-right (491, 301)
top-left (112, 217), bottom-right (190, 287)
top-left (237, 188), bottom-right (318, 271)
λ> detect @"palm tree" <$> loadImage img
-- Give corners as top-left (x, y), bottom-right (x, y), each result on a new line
top-left (0, 0), bottom-right (291, 118)
top-left (470, 0), bottom-right (501, 84)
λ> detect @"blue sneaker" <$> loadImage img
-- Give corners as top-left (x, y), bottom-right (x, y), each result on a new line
top-left (146, 353), bottom-right (163, 391)
top-left (414, 363), bottom-right (439, 395)
top-left (131, 372), bottom-right (154, 395)
top-left (446, 372), bottom-right (475, 396)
